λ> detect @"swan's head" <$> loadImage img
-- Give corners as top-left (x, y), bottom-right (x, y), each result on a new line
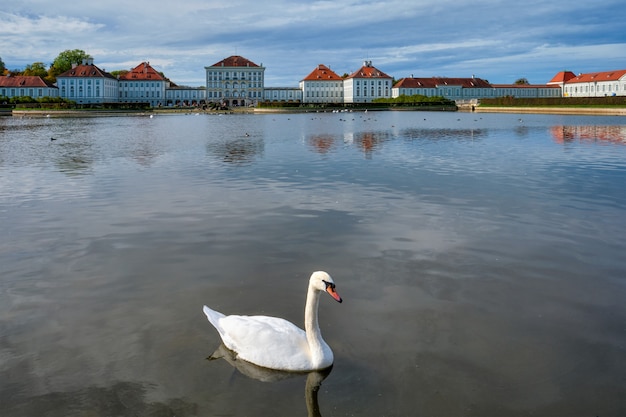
top-left (310, 271), bottom-right (342, 303)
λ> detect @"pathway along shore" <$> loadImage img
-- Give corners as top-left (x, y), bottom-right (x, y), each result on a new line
top-left (473, 106), bottom-right (626, 116)
top-left (7, 106), bottom-right (626, 117)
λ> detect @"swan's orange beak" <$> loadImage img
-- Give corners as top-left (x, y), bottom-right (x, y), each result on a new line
top-left (326, 286), bottom-right (342, 303)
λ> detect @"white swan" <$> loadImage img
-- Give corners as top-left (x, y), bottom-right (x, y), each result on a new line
top-left (203, 271), bottom-right (342, 371)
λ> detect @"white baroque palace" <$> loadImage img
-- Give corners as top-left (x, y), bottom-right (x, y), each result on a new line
top-left (204, 55), bottom-right (265, 107)
top-left (4, 54), bottom-right (626, 106)
top-left (549, 70), bottom-right (626, 97)
top-left (56, 58), bottom-right (118, 104)
top-left (299, 64), bottom-right (344, 104)
top-left (392, 76), bottom-right (561, 102)
top-left (118, 62), bottom-right (166, 107)
top-left (0, 75), bottom-right (58, 99)
top-left (343, 61), bottom-right (393, 103)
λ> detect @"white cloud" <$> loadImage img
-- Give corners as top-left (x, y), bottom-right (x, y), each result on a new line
top-left (1, 1), bottom-right (625, 85)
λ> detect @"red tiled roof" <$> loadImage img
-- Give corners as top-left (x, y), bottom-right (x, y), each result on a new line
top-left (301, 64), bottom-right (342, 81)
top-left (347, 62), bottom-right (391, 79)
top-left (394, 77), bottom-right (491, 89)
top-left (547, 71), bottom-right (576, 84)
top-left (491, 83), bottom-right (560, 89)
top-left (57, 63), bottom-right (116, 79)
top-left (0, 75), bottom-right (57, 88)
top-left (210, 55), bottom-right (260, 67)
top-left (0, 75), bottom-right (56, 88)
top-left (119, 62), bottom-right (165, 81)
top-left (565, 69), bottom-right (626, 84)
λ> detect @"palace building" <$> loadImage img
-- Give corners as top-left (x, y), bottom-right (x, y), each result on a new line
top-left (204, 55), bottom-right (265, 107)
top-left (56, 58), bottom-right (118, 104)
top-left (549, 69), bottom-right (626, 98)
top-left (9, 52), bottom-right (626, 107)
top-left (299, 64), bottom-right (344, 104)
top-left (392, 76), bottom-right (561, 101)
top-left (118, 62), bottom-right (167, 107)
top-left (0, 75), bottom-right (58, 99)
top-left (343, 61), bottom-right (393, 103)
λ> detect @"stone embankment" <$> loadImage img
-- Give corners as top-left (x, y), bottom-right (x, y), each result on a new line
top-left (475, 106), bottom-right (626, 116)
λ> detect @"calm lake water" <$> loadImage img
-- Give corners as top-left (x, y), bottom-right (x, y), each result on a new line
top-left (1, 110), bottom-right (625, 416)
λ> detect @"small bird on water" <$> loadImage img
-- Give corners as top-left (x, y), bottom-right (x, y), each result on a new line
top-left (50, 137), bottom-right (56, 141)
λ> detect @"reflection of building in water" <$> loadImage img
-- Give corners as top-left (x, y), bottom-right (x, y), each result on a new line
top-left (355, 132), bottom-right (391, 156)
top-left (358, 132), bottom-right (377, 153)
top-left (207, 138), bottom-right (265, 164)
top-left (307, 134), bottom-right (336, 154)
top-left (550, 125), bottom-right (626, 145)
top-left (401, 128), bottom-right (487, 141)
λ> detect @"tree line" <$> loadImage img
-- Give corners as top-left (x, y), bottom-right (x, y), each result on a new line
top-left (1, 49), bottom-right (95, 84)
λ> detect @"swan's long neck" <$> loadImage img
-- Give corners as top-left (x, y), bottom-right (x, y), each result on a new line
top-left (304, 285), bottom-right (328, 367)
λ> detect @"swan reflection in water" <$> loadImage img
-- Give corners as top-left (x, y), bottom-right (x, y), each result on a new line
top-left (208, 343), bottom-right (332, 416)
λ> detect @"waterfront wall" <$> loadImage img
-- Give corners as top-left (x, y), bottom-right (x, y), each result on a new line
top-left (475, 106), bottom-right (626, 116)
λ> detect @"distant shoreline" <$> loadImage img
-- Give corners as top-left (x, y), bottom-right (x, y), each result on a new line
top-left (7, 106), bottom-right (626, 117)
top-left (9, 108), bottom-right (237, 118)
top-left (474, 106), bottom-right (626, 116)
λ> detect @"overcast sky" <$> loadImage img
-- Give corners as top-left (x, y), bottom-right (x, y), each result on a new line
top-left (2, 0), bottom-right (625, 86)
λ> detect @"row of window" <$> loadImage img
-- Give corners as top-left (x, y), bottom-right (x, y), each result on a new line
top-left (166, 93), bottom-right (204, 99)
top-left (304, 87), bottom-right (343, 92)
top-left (306, 91), bottom-right (344, 97)
top-left (267, 93), bottom-right (300, 98)
top-left (59, 79), bottom-right (102, 85)
top-left (565, 83), bottom-right (625, 93)
top-left (60, 87), bottom-right (101, 97)
top-left (207, 82), bottom-right (262, 89)
top-left (303, 82), bottom-right (343, 88)
top-left (353, 80), bottom-right (389, 86)
top-left (205, 91), bottom-right (262, 98)
top-left (207, 71), bottom-right (263, 81)
top-left (354, 88), bottom-right (389, 97)
top-left (120, 82), bottom-right (163, 88)
top-left (1, 88), bottom-right (57, 97)
top-left (397, 88), bottom-right (560, 97)
top-left (121, 91), bottom-right (161, 98)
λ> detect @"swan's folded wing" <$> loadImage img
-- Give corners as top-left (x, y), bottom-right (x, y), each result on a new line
top-left (218, 315), bottom-right (311, 370)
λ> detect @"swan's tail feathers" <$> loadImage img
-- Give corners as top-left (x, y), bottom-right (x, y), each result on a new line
top-left (207, 346), bottom-right (225, 361)
top-left (203, 305), bottom-right (225, 327)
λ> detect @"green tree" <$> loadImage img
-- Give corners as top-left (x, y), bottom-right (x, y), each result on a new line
top-left (515, 77), bottom-right (530, 85)
top-left (23, 62), bottom-right (48, 77)
top-left (47, 49), bottom-right (92, 82)
top-left (109, 70), bottom-right (129, 78)
top-left (0, 56), bottom-right (6, 75)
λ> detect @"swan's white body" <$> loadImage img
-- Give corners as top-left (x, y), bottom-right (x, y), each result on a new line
top-left (203, 271), bottom-right (342, 372)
